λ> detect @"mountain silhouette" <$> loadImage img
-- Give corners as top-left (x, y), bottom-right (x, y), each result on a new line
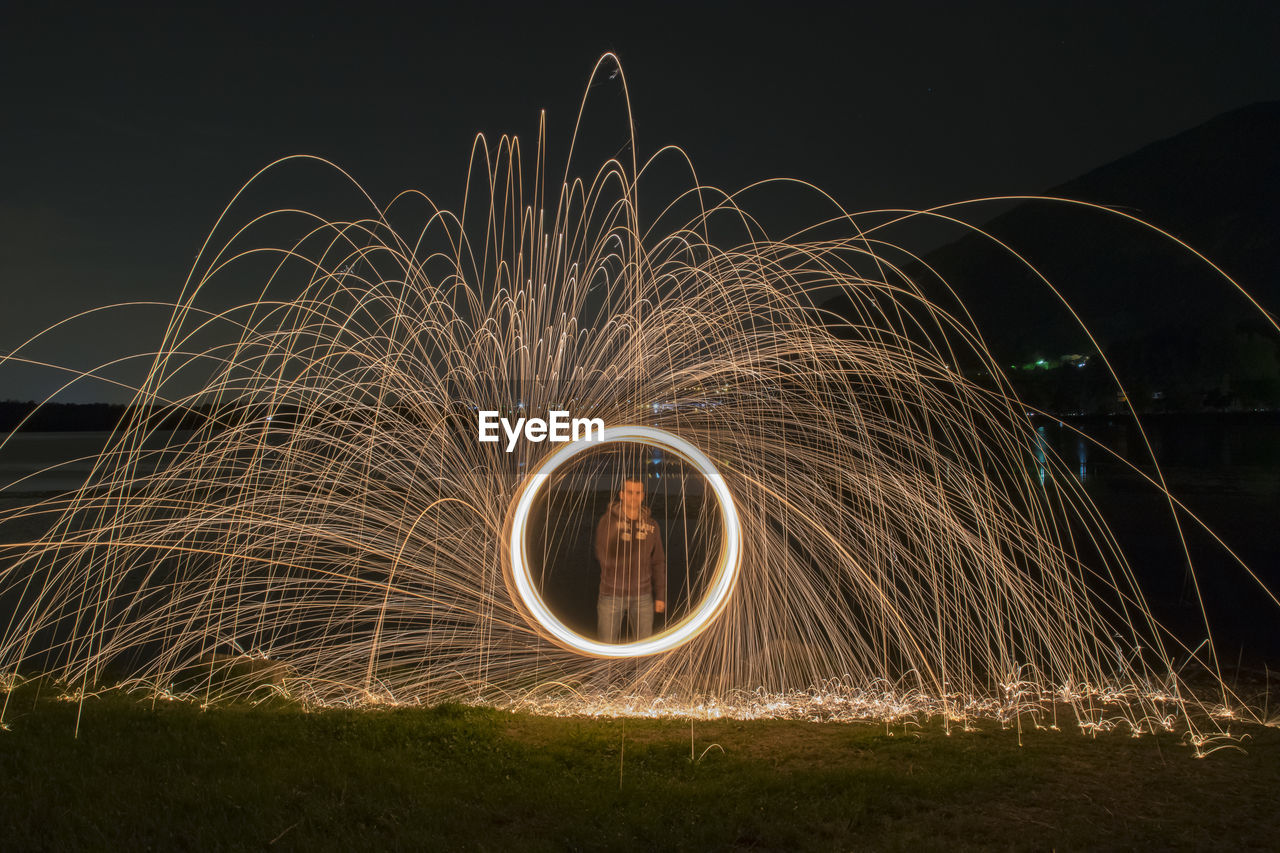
top-left (906, 101), bottom-right (1280, 363)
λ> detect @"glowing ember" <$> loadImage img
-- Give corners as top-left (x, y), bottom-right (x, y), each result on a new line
top-left (505, 426), bottom-right (741, 658)
top-left (0, 58), bottom-right (1273, 750)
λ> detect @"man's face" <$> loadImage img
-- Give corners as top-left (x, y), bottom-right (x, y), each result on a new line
top-left (620, 480), bottom-right (644, 514)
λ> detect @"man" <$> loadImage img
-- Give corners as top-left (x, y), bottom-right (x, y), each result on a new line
top-left (594, 475), bottom-right (666, 642)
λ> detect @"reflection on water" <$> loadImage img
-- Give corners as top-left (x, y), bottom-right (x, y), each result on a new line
top-left (1034, 424), bottom-right (1092, 485)
top-left (1029, 412), bottom-right (1280, 660)
top-left (6, 416), bottom-right (1275, 498)
top-left (1034, 425), bottom-right (1048, 485)
top-left (5, 417), bottom-right (1276, 659)
top-left (0, 431), bottom-right (200, 493)
top-left (1033, 422), bottom-right (1090, 485)
top-left (1031, 412), bottom-right (1280, 489)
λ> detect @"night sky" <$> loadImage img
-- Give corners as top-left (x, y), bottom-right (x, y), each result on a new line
top-left (4, 1), bottom-right (1278, 402)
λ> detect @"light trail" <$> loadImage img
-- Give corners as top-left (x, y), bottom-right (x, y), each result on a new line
top-left (505, 425), bottom-right (741, 658)
top-left (0, 56), bottom-right (1273, 751)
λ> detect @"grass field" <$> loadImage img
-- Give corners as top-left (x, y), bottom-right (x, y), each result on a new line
top-left (2, 683), bottom-right (1278, 851)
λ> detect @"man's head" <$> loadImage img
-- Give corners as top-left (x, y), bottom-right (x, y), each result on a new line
top-left (619, 475), bottom-right (644, 517)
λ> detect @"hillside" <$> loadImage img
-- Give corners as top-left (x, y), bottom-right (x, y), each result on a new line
top-left (818, 102), bottom-right (1280, 412)
top-left (921, 101), bottom-right (1280, 360)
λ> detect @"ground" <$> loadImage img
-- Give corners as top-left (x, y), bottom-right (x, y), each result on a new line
top-left (2, 684), bottom-right (1278, 851)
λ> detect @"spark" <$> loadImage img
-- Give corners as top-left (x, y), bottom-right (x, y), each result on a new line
top-left (0, 57), bottom-right (1274, 748)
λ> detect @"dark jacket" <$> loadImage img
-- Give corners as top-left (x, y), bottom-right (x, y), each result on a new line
top-left (594, 501), bottom-right (666, 601)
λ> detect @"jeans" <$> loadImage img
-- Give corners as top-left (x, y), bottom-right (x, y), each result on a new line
top-left (597, 593), bottom-right (654, 643)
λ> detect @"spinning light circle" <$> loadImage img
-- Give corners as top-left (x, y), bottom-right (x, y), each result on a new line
top-left (506, 426), bottom-right (742, 658)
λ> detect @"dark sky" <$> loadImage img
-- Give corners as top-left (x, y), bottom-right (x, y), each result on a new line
top-left (4, 1), bottom-right (1279, 402)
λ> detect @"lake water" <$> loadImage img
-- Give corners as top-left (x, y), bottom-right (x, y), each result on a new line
top-left (2, 416), bottom-right (1277, 661)
top-left (0, 430), bottom-right (199, 494)
top-left (1033, 412), bottom-right (1280, 662)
